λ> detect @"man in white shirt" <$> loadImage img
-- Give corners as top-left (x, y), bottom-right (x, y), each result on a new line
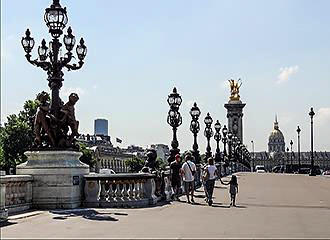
top-left (180, 153), bottom-right (196, 203)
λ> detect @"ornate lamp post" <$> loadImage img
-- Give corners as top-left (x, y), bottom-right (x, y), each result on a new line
top-left (167, 87), bottom-right (182, 163)
top-left (251, 140), bottom-right (255, 172)
top-left (228, 131), bottom-right (233, 174)
top-left (296, 126), bottom-right (301, 173)
top-left (290, 140), bottom-right (293, 172)
top-left (309, 107), bottom-right (316, 176)
top-left (286, 147), bottom-right (289, 173)
top-left (21, 0), bottom-right (87, 148)
top-left (204, 113), bottom-right (214, 160)
top-left (222, 125), bottom-right (228, 174)
top-left (214, 120), bottom-right (222, 164)
top-left (190, 102), bottom-right (201, 164)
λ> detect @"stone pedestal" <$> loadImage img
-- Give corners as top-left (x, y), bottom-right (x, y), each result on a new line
top-left (16, 151), bottom-right (89, 209)
top-left (224, 100), bottom-right (246, 143)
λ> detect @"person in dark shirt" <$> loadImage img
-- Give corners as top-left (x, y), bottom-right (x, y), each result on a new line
top-left (170, 154), bottom-right (182, 200)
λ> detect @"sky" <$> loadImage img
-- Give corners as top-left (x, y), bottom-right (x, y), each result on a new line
top-left (1, 0), bottom-right (330, 153)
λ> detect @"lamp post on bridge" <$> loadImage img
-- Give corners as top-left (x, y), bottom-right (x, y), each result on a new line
top-left (227, 131), bottom-right (233, 174)
top-left (297, 126), bottom-right (301, 173)
top-left (222, 125), bottom-right (228, 175)
top-left (290, 140), bottom-right (293, 173)
top-left (204, 113), bottom-right (214, 160)
top-left (166, 87), bottom-right (182, 164)
top-left (190, 102), bottom-right (201, 164)
top-left (251, 140), bottom-right (255, 172)
top-left (21, 0), bottom-right (87, 148)
top-left (214, 120), bottom-right (222, 164)
top-left (309, 107), bottom-right (316, 176)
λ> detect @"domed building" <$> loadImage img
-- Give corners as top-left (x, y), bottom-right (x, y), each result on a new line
top-left (268, 116), bottom-right (285, 153)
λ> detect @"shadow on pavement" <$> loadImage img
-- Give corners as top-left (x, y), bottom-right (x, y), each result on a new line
top-left (50, 209), bottom-right (128, 222)
top-left (0, 221), bottom-right (17, 228)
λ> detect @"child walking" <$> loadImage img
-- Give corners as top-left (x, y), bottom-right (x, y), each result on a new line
top-left (224, 175), bottom-right (239, 207)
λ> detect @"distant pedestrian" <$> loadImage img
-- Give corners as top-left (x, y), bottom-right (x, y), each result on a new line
top-left (203, 157), bottom-right (219, 206)
top-left (224, 175), bottom-right (239, 207)
top-left (170, 154), bottom-right (182, 200)
top-left (181, 153), bottom-right (196, 203)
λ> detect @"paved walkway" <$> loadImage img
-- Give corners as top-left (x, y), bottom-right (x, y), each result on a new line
top-left (2, 173), bottom-right (330, 239)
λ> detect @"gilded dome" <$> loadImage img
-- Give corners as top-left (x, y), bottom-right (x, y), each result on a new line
top-left (268, 115), bottom-right (285, 152)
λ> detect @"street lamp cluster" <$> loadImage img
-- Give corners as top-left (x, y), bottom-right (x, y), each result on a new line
top-left (21, 0), bottom-right (87, 148)
top-left (166, 88), bottom-right (251, 174)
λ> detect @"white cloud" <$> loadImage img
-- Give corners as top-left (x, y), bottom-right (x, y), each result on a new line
top-left (315, 107), bottom-right (330, 127)
top-left (277, 65), bottom-right (299, 84)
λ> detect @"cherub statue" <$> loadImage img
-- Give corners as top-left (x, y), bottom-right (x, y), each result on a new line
top-left (59, 93), bottom-right (80, 144)
top-left (34, 91), bottom-right (55, 147)
top-left (228, 78), bottom-right (242, 101)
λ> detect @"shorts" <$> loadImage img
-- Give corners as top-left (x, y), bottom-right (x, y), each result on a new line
top-left (184, 181), bottom-right (195, 193)
top-left (171, 178), bottom-right (181, 189)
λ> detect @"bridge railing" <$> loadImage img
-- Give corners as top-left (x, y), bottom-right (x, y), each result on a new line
top-left (84, 173), bottom-right (167, 208)
top-left (0, 174), bottom-right (33, 215)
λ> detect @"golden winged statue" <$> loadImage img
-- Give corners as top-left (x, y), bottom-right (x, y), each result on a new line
top-left (228, 78), bottom-right (242, 101)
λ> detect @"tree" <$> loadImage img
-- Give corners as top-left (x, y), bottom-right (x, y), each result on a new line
top-left (77, 142), bottom-right (95, 167)
top-left (1, 114), bottom-right (31, 173)
top-left (0, 98), bottom-right (39, 174)
top-left (125, 156), bottom-right (145, 173)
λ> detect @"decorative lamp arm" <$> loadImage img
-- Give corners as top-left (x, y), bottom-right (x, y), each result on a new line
top-left (25, 54), bottom-right (51, 72)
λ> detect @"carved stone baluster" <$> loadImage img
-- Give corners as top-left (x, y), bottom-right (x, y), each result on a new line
top-left (99, 180), bottom-right (106, 201)
top-left (106, 180), bottom-right (113, 202)
top-left (122, 181), bottom-right (129, 200)
top-left (134, 180), bottom-right (140, 199)
top-left (13, 182), bottom-right (19, 205)
top-left (115, 181), bottom-right (122, 201)
top-left (6, 183), bottom-right (12, 206)
top-left (128, 180), bottom-right (134, 200)
top-left (139, 180), bottom-right (145, 199)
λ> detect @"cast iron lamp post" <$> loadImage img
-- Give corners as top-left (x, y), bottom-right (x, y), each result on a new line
top-left (251, 140), bottom-right (255, 172)
top-left (228, 131), bottom-right (233, 174)
top-left (167, 87), bottom-right (182, 163)
top-left (190, 102), bottom-right (201, 164)
top-left (204, 113), bottom-right (214, 160)
top-left (222, 125), bottom-right (228, 174)
top-left (309, 107), bottom-right (316, 176)
top-left (290, 140), bottom-right (293, 172)
top-left (286, 147), bottom-right (289, 173)
top-left (214, 120), bottom-right (222, 164)
top-left (297, 126), bottom-right (301, 173)
top-left (21, 0), bottom-right (87, 118)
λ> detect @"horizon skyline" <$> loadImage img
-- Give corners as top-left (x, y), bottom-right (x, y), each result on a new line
top-left (1, 0), bottom-right (329, 153)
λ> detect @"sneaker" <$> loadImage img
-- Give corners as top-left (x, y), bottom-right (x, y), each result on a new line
top-left (191, 198), bottom-right (195, 203)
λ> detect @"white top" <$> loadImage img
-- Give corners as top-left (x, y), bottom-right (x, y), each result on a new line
top-left (205, 165), bottom-right (217, 180)
top-left (181, 161), bottom-right (196, 182)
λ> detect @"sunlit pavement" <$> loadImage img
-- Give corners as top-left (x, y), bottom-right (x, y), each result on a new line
top-left (2, 173), bottom-right (330, 239)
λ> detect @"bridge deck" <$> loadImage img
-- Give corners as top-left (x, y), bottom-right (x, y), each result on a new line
top-left (2, 173), bottom-right (330, 238)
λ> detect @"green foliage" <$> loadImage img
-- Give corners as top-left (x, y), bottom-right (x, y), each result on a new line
top-left (77, 142), bottom-right (95, 167)
top-left (125, 156), bottom-right (145, 173)
top-left (0, 98), bottom-right (39, 173)
top-left (1, 114), bottom-right (31, 172)
top-left (156, 157), bottom-right (168, 170)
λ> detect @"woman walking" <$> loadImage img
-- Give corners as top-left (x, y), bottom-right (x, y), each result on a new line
top-left (203, 157), bottom-right (219, 206)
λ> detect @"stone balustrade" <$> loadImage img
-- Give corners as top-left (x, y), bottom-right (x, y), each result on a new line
top-left (84, 173), bottom-right (159, 208)
top-left (0, 174), bottom-right (33, 214)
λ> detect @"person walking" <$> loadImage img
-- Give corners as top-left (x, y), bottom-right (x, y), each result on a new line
top-left (224, 175), bottom-right (239, 207)
top-left (170, 154), bottom-right (182, 200)
top-left (181, 153), bottom-right (196, 204)
top-left (203, 157), bottom-right (219, 206)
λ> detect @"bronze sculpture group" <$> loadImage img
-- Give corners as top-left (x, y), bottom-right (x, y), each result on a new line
top-left (34, 91), bottom-right (80, 149)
